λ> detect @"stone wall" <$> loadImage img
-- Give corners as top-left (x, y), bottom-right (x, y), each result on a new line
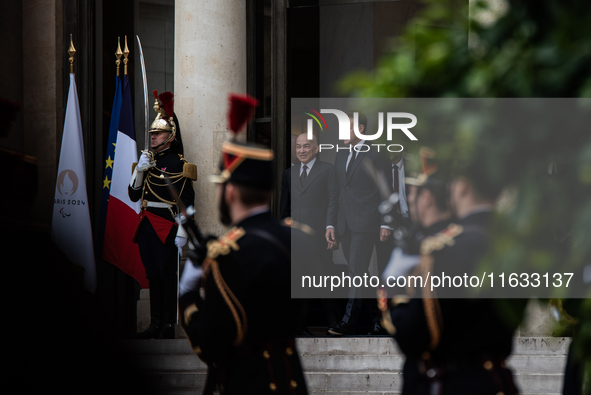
top-left (1, 1), bottom-right (63, 225)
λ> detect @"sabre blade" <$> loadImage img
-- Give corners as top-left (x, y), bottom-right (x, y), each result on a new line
top-left (136, 35), bottom-right (149, 151)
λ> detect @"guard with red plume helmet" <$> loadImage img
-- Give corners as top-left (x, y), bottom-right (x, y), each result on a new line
top-left (128, 89), bottom-right (196, 340)
top-left (227, 93), bottom-right (259, 136)
top-left (148, 90), bottom-right (185, 154)
top-left (208, 93), bottom-right (273, 189)
top-left (178, 92), bottom-right (310, 395)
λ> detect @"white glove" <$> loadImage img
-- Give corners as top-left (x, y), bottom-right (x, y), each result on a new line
top-left (130, 152), bottom-right (154, 189)
top-left (175, 236), bottom-right (187, 256)
top-left (136, 151), bottom-right (154, 171)
top-left (179, 258), bottom-right (202, 297)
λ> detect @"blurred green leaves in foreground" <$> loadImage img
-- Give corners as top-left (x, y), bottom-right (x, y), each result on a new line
top-left (339, 0), bottom-right (590, 385)
top-left (341, 0), bottom-right (590, 294)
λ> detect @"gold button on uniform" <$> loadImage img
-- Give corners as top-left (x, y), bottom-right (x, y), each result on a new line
top-left (263, 350), bottom-right (270, 360)
top-left (285, 347), bottom-right (293, 356)
top-left (269, 383), bottom-right (277, 392)
top-left (483, 360), bottom-right (493, 370)
top-left (290, 380), bottom-right (297, 389)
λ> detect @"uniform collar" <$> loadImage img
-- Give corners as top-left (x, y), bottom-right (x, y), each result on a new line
top-left (425, 217), bottom-right (453, 235)
top-left (459, 209), bottom-right (492, 228)
top-left (236, 208), bottom-right (271, 227)
top-left (155, 146), bottom-right (172, 157)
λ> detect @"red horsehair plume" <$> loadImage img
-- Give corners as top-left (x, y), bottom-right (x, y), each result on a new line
top-left (158, 92), bottom-right (174, 119)
top-left (227, 93), bottom-right (259, 134)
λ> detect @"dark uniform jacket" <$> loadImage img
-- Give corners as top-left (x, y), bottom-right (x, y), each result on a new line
top-left (180, 211), bottom-right (308, 395)
top-left (382, 218), bottom-right (452, 394)
top-left (383, 211), bottom-right (527, 395)
top-left (128, 147), bottom-right (196, 243)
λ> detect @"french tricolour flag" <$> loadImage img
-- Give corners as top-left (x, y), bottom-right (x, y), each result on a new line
top-left (102, 74), bottom-right (148, 288)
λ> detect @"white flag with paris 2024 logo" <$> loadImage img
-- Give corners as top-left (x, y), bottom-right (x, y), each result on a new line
top-left (51, 73), bottom-right (96, 294)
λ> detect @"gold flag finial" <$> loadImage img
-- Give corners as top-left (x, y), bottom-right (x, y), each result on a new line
top-left (115, 37), bottom-right (123, 76)
top-left (123, 35), bottom-right (130, 75)
top-left (68, 34), bottom-right (76, 74)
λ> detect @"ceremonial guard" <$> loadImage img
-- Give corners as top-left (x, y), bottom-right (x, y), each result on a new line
top-left (129, 90), bottom-right (196, 339)
top-left (379, 149), bottom-right (526, 395)
top-left (178, 94), bottom-right (308, 395)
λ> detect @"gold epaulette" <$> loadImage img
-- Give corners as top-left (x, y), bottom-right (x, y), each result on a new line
top-left (281, 217), bottom-right (315, 236)
top-left (420, 224), bottom-right (463, 255)
top-left (177, 155), bottom-right (198, 181)
top-left (206, 227), bottom-right (246, 259)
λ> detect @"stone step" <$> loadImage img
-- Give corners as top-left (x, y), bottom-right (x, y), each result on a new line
top-left (139, 372), bottom-right (564, 394)
top-left (133, 352), bottom-right (567, 378)
top-left (142, 372), bottom-right (206, 393)
top-left (126, 337), bottom-right (571, 357)
top-left (126, 337), bottom-right (569, 394)
top-left (513, 374), bottom-right (564, 394)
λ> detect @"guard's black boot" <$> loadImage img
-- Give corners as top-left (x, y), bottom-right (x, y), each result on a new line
top-left (135, 280), bottom-right (164, 339)
top-left (158, 277), bottom-right (178, 339)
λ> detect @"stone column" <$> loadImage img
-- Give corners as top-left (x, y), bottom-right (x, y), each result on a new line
top-left (175, 0), bottom-right (247, 236)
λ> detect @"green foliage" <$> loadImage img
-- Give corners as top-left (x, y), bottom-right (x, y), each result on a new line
top-left (341, 0), bottom-right (591, 282)
top-left (339, 0), bottom-right (591, 379)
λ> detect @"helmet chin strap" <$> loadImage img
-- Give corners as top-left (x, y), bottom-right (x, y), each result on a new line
top-left (151, 128), bottom-right (176, 151)
top-left (153, 139), bottom-right (170, 151)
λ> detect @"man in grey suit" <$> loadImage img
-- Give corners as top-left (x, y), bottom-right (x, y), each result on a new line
top-left (281, 133), bottom-right (340, 332)
top-left (326, 112), bottom-right (394, 335)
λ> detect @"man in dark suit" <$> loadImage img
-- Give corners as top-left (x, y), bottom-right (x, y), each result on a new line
top-left (288, 133), bottom-right (340, 331)
top-left (326, 111), bottom-right (394, 335)
top-left (290, 133), bottom-right (338, 239)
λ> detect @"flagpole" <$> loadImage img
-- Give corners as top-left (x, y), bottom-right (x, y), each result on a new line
top-left (68, 34), bottom-right (76, 74)
top-left (116, 37), bottom-right (123, 77)
top-left (123, 35), bottom-right (129, 75)
top-left (52, 33), bottom-right (97, 293)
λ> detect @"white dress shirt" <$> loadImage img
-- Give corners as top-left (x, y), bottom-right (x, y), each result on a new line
top-left (393, 160), bottom-right (409, 219)
top-left (345, 140), bottom-right (365, 171)
top-left (300, 156), bottom-right (316, 176)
